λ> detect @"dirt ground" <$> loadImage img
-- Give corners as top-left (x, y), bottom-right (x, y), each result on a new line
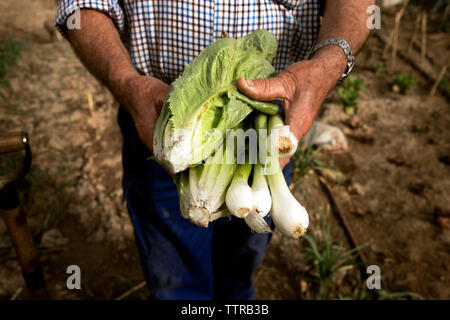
top-left (0, 1), bottom-right (449, 300)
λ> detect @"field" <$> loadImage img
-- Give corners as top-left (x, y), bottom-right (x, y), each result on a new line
top-left (0, 0), bottom-right (449, 300)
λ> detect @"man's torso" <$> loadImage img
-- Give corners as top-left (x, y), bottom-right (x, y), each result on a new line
top-left (120, 0), bottom-right (323, 83)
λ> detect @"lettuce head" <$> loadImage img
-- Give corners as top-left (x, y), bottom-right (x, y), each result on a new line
top-left (153, 30), bottom-right (279, 173)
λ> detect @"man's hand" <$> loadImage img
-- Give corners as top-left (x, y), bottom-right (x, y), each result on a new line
top-left (119, 76), bottom-right (171, 154)
top-left (237, 46), bottom-right (347, 168)
top-left (238, 0), bottom-right (373, 169)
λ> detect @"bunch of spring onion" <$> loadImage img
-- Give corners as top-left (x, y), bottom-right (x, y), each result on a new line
top-left (173, 111), bottom-right (309, 239)
top-left (153, 30), bottom-right (309, 239)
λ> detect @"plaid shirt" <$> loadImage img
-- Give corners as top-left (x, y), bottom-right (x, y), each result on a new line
top-left (56, 0), bottom-right (322, 84)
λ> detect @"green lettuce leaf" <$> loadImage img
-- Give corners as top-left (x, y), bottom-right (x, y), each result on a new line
top-left (153, 30), bottom-right (279, 173)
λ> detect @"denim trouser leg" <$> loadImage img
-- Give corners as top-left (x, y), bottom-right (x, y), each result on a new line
top-left (118, 107), bottom-right (292, 299)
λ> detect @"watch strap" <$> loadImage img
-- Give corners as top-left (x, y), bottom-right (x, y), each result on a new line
top-left (305, 38), bottom-right (355, 84)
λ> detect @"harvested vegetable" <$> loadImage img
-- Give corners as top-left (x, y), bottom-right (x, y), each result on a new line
top-left (267, 158), bottom-right (309, 239)
top-left (250, 114), bottom-right (272, 218)
top-left (250, 163), bottom-right (272, 218)
top-left (244, 211), bottom-right (272, 234)
top-left (153, 30), bottom-right (280, 174)
top-left (177, 146), bottom-right (236, 227)
top-left (154, 30), bottom-right (309, 239)
top-left (244, 163), bottom-right (273, 233)
top-left (225, 163), bottom-right (253, 218)
top-left (268, 112), bottom-right (299, 158)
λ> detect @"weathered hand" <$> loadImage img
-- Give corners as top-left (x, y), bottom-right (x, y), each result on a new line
top-left (120, 75), bottom-right (171, 154)
top-left (237, 46), bottom-right (347, 169)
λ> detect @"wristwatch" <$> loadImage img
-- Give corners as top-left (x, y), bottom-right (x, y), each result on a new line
top-left (305, 38), bottom-right (355, 85)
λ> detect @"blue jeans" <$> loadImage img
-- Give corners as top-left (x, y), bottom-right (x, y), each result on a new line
top-left (118, 107), bottom-right (292, 300)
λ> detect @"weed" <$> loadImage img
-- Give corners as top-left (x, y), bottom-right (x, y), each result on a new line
top-left (431, 0), bottom-right (449, 13)
top-left (303, 210), bottom-right (422, 300)
top-left (342, 285), bottom-right (423, 300)
top-left (0, 37), bottom-right (21, 81)
top-left (292, 124), bottom-right (329, 181)
top-left (438, 76), bottom-right (450, 97)
top-left (369, 62), bottom-right (386, 73)
top-left (392, 73), bottom-right (414, 94)
top-left (293, 143), bottom-right (326, 180)
top-left (337, 75), bottom-right (365, 115)
top-left (303, 209), bottom-right (366, 299)
top-left (291, 125), bottom-right (340, 203)
top-left (376, 289), bottom-right (423, 300)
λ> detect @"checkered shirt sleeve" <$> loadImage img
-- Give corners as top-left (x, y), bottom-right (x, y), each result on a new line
top-left (55, 0), bottom-right (322, 84)
top-left (55, 0), bottom-right (125, 37)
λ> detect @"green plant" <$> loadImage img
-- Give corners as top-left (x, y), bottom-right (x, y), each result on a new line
top-left (337, 75), bottom-right (365, 115)
top-left (303, 209), bottom-right (366, 299)
top-left (342, 285), bottom-right (423, 300)
top-left (293, 125), bottom-right (328, 180)
top-left (0, 37), bottom-right (21, 80)
top-left (438, 76), bottom-right (450, 97)
top-left (376, 289), bottom-right (423, 300)
top-left (431, 0), bottom-right (449, 13)
top-left (392, 73), bottom-right (414, 94)
top-left (0, 37), bottom-right (21, 101)
top-left (435, 0), bottom-right (450, 32)
top-left (369, 62), bottom-right (386, 73)
top-left (294, 144), bottom-right (326, 179)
